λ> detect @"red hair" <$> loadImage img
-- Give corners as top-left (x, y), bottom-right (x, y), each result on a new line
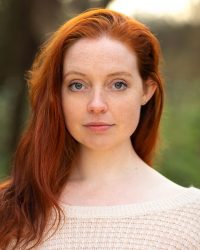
top-left (0, 8), bottom-right (164, 249)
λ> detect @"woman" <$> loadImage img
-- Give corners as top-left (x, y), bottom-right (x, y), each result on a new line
top-left (0, 8), bottom-right (200, 250)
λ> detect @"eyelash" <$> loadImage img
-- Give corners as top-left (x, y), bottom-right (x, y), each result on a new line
top-left (112, 81), bottom-right (128, 90)
top-left (68, 82), bottom-right (85, 91)
top-left (68, 80), bottom-right (128, 91)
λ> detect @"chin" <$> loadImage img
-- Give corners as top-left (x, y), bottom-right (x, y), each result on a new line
top-left (79, 138), bottom-right (131, 152)
top-left (81, 143), bottom-right (114, 151)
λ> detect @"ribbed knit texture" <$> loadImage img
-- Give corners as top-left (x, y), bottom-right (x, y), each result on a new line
top-left (32, 186), bottom-right (200, 249)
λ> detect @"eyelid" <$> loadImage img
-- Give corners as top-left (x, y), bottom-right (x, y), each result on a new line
top-left (66, 78), bottom-right (128, 91)
top-left (110, 79), bottom-right (128, 90)
top-left (68, 80), bottom-right (88, 91)
top-left (111, 79), bottom-right (127, 84)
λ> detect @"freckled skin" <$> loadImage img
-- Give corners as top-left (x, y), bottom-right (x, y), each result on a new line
top-left (61, 36), bottom-right (154, 151)
top-left (59, 37), bottom-right (187, 205)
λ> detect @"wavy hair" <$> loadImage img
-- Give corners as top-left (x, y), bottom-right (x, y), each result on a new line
top-left (0, 8), bottom-right (164, 249)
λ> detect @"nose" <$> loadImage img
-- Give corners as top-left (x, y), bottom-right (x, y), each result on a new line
top-left (87, 88), bottom-right (108, 114)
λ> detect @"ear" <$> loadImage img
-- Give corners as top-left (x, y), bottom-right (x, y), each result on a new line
top-left (141, 78), bottom-right (157, 106)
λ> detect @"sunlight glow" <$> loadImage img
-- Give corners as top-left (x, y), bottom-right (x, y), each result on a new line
top-left (108, 0), bottom-right (197, 22)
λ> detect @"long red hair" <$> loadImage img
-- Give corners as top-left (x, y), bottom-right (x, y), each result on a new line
top-left (0, 8), bottom-right (164, 249)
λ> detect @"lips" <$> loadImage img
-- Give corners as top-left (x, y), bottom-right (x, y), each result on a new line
top-left (83, 122), bottom-right (114, 132)
top-left (84, 122), bottom-right (113, 126)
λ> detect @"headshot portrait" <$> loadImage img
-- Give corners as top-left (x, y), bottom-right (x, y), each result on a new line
top-left (0, 6), bottom-right (200, 250)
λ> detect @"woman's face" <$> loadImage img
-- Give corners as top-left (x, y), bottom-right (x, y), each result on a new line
top-left (61, 36), bottom-right (156, 151)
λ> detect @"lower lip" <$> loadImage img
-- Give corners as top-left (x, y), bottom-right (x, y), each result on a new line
top-left (84, 125), bottom-right (114, 132)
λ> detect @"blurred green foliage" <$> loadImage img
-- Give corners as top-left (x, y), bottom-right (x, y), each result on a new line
top-left (0, 1), bottom-right (199, 187)
top-left (157, 81), bottom-right (200, 187)
top-left (150, 22), bottom-right (200, 188)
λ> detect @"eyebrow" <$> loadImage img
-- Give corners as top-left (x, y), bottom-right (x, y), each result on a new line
top-left (63, 70), bottom-right (133, 79)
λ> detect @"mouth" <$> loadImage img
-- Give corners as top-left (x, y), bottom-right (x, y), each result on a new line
top-left (83, 122), bottom-right (115, 132)
top-left (84, 122), bottom-right (114, 126)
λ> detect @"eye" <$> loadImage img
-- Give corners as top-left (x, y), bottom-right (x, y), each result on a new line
top-left (68, 81), bottom-right (86, 91)
top-left (112, 81), bottom-right (128, 90)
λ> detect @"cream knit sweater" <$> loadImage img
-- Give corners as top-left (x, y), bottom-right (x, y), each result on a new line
top-left (33, 186), bottom-right (200, 250)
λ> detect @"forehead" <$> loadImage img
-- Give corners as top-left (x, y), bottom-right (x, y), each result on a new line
top-left (63, 36), bottom-right (138, 75)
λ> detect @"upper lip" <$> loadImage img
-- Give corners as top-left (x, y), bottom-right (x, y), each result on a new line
top-left (84, 122), bottom-right (114, 126)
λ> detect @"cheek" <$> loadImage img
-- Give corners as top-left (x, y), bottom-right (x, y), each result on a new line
top-left (61, 97), bottom-right (84, 134)
top-left (62, 98), bottom-right (74, 125)
top-left (117, 97), bottom-right (142, 133)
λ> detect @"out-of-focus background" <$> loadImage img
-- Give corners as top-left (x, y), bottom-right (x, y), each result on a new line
top-left (0, 0), bottom-right (199, 187)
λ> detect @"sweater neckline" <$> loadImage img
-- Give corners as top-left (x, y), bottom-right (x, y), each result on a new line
top-left (59, 186), bottom-right (200, 218)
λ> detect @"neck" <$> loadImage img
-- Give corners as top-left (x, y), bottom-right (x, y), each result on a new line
top-left (67, 139), bottom-right (147, 185)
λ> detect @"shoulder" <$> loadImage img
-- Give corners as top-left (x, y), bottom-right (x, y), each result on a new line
top-left (176, 186), bottom-right (200, 208)
top-left (157, 186), bottom-right (200, 219)
top-left (138, 186), bottom-right (200, 248)
top-left (159, 186), bottom-right (200, 246)
top-left (176, 186), bottom-right (200, 220)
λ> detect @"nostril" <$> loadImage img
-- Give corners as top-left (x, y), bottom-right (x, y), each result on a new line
top-left (87, 93), bottom-right (108, 113)
top-left (88, 104), bottom-right (107, 113)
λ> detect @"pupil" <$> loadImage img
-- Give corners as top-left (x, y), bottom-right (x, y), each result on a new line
top-left (115, 82), bottom-right (122, 88)
top-left (75, 83), bottom-right (82, 89)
